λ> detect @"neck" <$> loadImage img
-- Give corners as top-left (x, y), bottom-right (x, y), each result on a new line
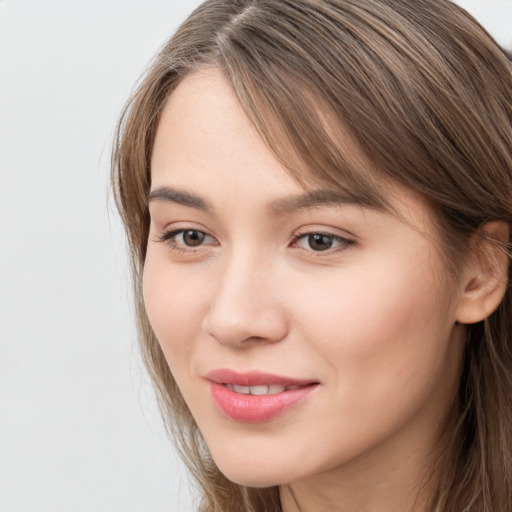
top-left (279, 462), bottom-right (435, 512)
top-left (278, 415), bottom-right (446, 512)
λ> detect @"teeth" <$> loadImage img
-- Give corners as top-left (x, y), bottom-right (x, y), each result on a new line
top-left (250, 385), bottom-right (269, 396)
top-left (268, 385), bottom-right (286, 394)
top-left (228, 384), bottom-right (296, 395)
top-left (233, 385), bottom-right (251, 394)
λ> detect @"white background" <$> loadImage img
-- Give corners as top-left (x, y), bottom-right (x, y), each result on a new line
top-left (0, 1), bottom-right (510, 511)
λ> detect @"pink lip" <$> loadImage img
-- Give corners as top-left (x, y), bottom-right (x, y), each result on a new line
top-left (206, 369), bottom-right (319, 424)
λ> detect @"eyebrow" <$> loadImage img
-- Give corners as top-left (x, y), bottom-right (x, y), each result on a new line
top-left (147, 187), bottom-right (212, 211)
top-left (147, 185), bottom-right (377, 215)
top-left (268, 189), bottom-right (377, 215)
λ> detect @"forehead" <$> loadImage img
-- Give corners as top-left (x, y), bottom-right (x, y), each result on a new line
top-left (153, 67), bottom-right (391, 203)
top-left (152, 68), bottom-right (280, 186)
top-left (150, 67), bottom-right (433, 228)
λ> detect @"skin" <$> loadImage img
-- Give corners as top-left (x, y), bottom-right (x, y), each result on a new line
top-left (144, 67), bottom-right (470, 512)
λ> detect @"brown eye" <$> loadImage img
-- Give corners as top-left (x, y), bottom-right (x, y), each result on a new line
top-left (182, 230), bottom-right (206, 247)
top-left (158, 229), bottom-right (216, 249)
top-left (307, 234), bottom-right (334, 251)
top-left (294, 232), bottom-right (353, 253)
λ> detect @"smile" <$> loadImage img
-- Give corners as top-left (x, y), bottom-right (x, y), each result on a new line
top-left (206, 369), bottom-right (318, 423)
top-left (225, 384), bottom-right (301, 395)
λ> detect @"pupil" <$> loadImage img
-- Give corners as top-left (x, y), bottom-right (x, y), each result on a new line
top-left (183, 230), bottom-right (205, 247)
top-left (309, 234), bottom-right (333, 251)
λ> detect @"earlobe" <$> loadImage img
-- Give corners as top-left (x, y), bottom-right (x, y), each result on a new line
top-left (456, 221), bottom-right (510, 325)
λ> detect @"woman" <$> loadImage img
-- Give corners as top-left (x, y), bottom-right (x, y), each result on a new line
top-left (112, 0), bottom-right (512, 510)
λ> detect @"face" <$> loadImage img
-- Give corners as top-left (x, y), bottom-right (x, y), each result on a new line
top-left (144, 68), bottom-right (466, 490)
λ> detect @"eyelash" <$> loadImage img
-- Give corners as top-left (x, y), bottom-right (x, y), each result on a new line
top-left (157, 229), bottom-right (217, 253)
top-left (291, 232), bottom-right (355, 253)
top-left (157, 229), bottom-right (355, 255)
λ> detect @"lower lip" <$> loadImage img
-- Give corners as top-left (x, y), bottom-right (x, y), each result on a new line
top-left (209, 383), bottom-right (317, 423)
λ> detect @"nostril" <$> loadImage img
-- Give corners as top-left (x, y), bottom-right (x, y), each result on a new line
top-left (203, 310), bottom-right (289, 348)
top-left (202, 269), bottom-right (289, 347)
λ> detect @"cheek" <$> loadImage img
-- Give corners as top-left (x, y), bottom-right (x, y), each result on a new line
top-left (142, 254), bottom-right (208, 369)
top-left (287, 250), bottom-right (458, 406)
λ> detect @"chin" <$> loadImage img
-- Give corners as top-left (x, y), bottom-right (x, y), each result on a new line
top-left (210, 450), bottom-right (297, 488)
top-left (219, 467), bottom-right (285, 488)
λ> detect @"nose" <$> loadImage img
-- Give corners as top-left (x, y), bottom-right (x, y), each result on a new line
top-left (202, 253), bottom-right (289, 348)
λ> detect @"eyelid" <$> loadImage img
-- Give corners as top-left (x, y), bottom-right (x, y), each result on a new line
top-left (290, 229), bottom-right (356, 254)
top-left (154, 223), bottom-right (355, 256)
top-left (156, 227), bottom-right (218, 249)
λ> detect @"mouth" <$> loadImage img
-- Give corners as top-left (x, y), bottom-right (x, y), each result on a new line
top-left (206, 369), bottom-right (319, 423)
top-left (223, 383), bottom-right (303, 395)
top-left (206, 368), bottom-right (317, 388)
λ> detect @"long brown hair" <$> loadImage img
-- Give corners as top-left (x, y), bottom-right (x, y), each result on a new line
top-left (112, 1), bottom-right (512, 510)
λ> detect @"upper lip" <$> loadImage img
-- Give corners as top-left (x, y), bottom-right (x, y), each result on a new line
top-left (205, 368), bottom-right (318, 387)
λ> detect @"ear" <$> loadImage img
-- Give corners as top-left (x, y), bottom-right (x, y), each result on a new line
top-left (456, 221), bottom-right (510, 324)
